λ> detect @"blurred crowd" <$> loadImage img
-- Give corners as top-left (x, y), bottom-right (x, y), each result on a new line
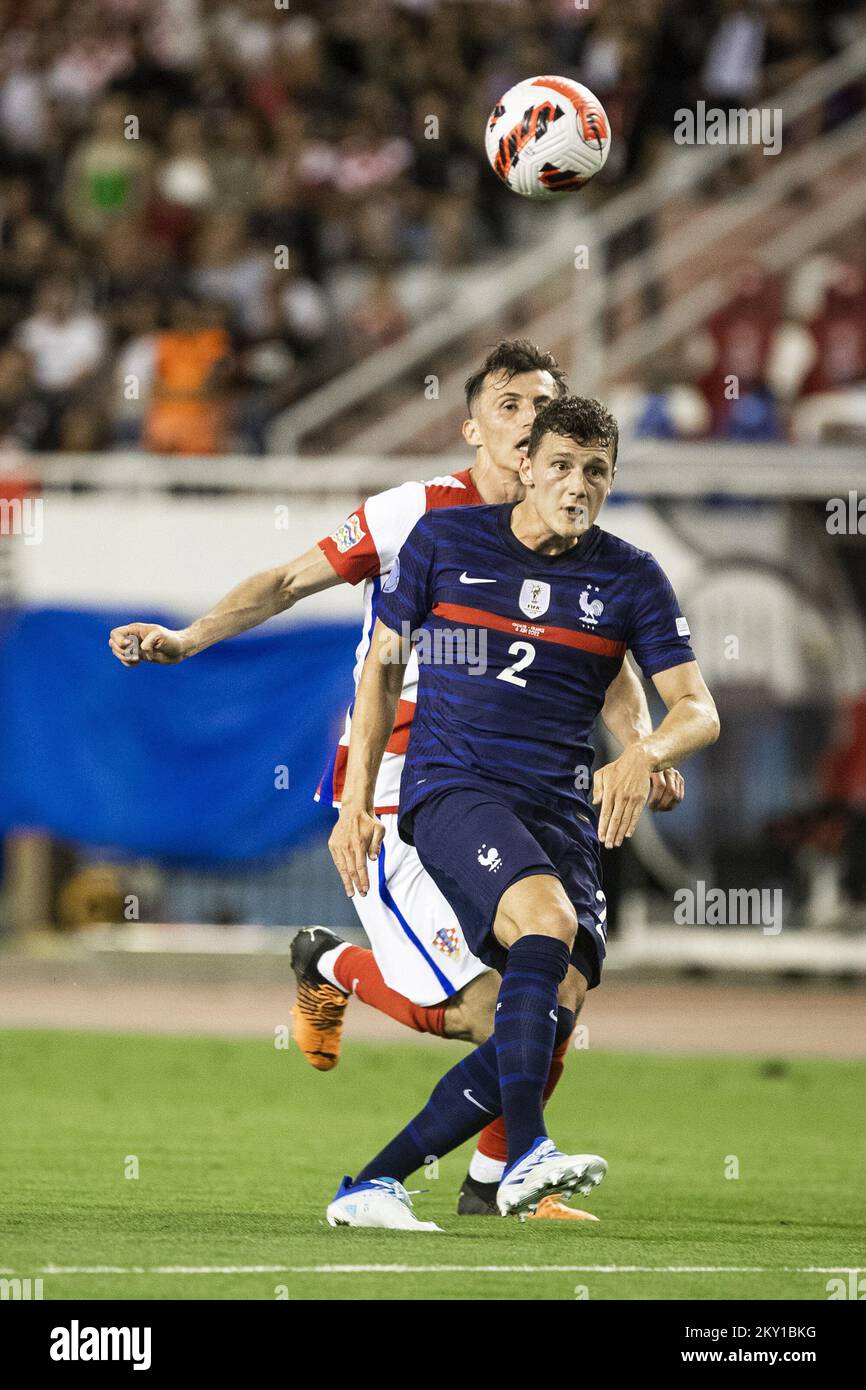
top-left (612, 252), bottom-right (866, 445)
top-left (0, 0), bottom-right (863, 455)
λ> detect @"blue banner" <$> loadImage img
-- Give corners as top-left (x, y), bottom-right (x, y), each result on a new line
top-left (0, 608), bottom-right (358, 866)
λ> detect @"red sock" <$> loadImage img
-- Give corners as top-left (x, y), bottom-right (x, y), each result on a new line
top-left (476, 1033), bottom-right (572, 1165)
top-left (332, 944), bottom-right (446, 1036)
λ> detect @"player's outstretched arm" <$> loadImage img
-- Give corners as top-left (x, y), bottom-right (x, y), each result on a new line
top-left (107, 544), bottom-right (343, 666)
top-left (328, 619), bottom-right (407, 899)
top-left (593, 660), bottom-right (719, 849)
top-left (601, 657), bottom-right (685, 812)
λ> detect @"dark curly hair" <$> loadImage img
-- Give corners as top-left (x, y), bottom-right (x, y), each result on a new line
top-left (528, 396), bottom-right (619, 464)
top-left (464, 338), bottom-right (568, 414)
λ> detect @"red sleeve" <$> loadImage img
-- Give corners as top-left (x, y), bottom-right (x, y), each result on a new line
top-left (316, 503), bottom-right (381, 585)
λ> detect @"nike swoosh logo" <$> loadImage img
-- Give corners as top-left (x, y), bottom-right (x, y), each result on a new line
top-left (549, 1009), bottom-right (558, 1022)
top-left (463, 1088), bottom-right (494, 1113)
top-left (459, 572), bottom-right (496, 584)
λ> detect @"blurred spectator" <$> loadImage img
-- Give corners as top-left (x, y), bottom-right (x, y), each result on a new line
top-left (0, 32), bottom-right (51, 156)
top-left (690, 263), bottom-right (782, 435)
top-left (701, 0), bottom-right (766, 107)
top-left (16, 277), bottom-right (106, 392)
top-left (210, 110), bottom-right (270, 213)
top-left (155, 109), bottom-right (215, 211)
top-left (110, 296), bottom-right (159, 448)
top-left (144, 297), bottom-right (231, 455)
top-left (721, 386), bottom-right (784, 441)
top-left (15, 276), bottom-right (107, 447)
top-left (190, 212), bottom-right (274, 339)
top-left (63, 95), bottom-right (154, 238)
top-left (272, 266), bottom-right (329, 357)
top-left (347, 270), bottom-right (409, 359)
top-left (0, 214), bottom-right (57, 339)
top-left (0, 345), bottom-right (48, 454)
top-left (786, 258), bottom-right (866, 442)
top-left (91, 216), bottom-right (175, 319)
top-left (802, 262), bottom-right (866, 395)
top-left (47, 5), bottom-right (134, 110)
top-left (609, 359), bottom-right (710, 442)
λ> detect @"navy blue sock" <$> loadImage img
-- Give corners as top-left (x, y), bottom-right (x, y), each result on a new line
top-left (495, 934), bottom-right (571, 1167)
top-left (352, 1001), bottom-right (576, 1188)
top-left (354, 1032), bottom-right (502, 1185)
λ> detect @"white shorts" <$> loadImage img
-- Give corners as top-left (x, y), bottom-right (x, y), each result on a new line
top-left (349, 813), bottom-right (490, 1006)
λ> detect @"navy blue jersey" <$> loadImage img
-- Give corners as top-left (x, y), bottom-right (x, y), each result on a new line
top-left (375, 502), bottom-right (695, 831)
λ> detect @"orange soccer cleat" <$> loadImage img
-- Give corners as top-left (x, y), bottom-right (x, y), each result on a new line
top-left (290, 927), bottom-right (350, 1071)
top-left (528, 1195), bottom-right (600, 1221)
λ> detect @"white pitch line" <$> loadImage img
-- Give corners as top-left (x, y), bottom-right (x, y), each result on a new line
top-left (25, 1264), bottom-right (864, 1276)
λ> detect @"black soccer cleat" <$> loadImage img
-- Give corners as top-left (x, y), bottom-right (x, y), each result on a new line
top-left (456, 1173), bottom-right (499, 1216)
top-left (290, 926), bottom-right (346, 984)
top-left (290, 927), bottom-right (350, 1071)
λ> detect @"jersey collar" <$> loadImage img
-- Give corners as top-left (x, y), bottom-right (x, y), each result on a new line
top-left (454, 468), bottom-right (484, 505)
top-left (495, 501), bottom-right (601, 567)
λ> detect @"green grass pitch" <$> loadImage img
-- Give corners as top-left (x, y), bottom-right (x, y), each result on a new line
top-left (1, 1029), bottom-right (863, 1301)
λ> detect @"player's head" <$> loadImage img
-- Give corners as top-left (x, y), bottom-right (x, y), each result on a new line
top-left (519, 396), bottom-right (618, 540)
top-left (462, 339), bottom-right (567, 474)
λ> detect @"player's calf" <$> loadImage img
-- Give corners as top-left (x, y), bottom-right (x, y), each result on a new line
top-left (441, 969), bottom-right (500, 1044)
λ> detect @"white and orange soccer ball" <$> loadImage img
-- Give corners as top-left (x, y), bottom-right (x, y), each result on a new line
top-left (485, 75), bottom-right (611, 199)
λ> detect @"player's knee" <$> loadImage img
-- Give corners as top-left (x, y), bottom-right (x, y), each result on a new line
top-left (517, 903), bottom-right (577, 950)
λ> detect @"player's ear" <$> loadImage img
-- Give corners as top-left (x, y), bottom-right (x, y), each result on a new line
top-left (462, 417), bottom-right (482, 449)
top-left (518, 452), bottom-right (534, 487)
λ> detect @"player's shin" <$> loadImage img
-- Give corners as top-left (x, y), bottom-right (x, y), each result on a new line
top-left (352, 1034), bottom-right (504, 1186)
top-left (493, 935), bottom-right (571, 1168)
top-left (471, 1012), bottom-right (573, 1176)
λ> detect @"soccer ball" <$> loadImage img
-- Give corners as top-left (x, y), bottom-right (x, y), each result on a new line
top-left (485, 75), bottom-right (611, 199)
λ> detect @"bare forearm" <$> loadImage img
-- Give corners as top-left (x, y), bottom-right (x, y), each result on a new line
top-left (601, 659), bottom-right (652, 749)
top-left (179, 567), bottom-right (288, 657)
top-left (638, 695), bottom-right (719, 770)
top-left (178, 544), bottom-right (341, 658)
top-left (341, 626), bottom-right (406, 809)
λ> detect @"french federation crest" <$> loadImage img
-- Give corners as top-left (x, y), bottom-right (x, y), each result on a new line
top-left (579, 586), bottom-right (604, 626)
top-left (519, 579), bottom-right (550, 618)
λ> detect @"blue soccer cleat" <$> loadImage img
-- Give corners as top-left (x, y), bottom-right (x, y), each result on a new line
top-left (326, 1175), bottom-right (443, 1231)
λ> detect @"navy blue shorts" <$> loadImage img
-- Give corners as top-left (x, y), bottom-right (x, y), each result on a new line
top-left (403, 786), bottom-right (607, 989)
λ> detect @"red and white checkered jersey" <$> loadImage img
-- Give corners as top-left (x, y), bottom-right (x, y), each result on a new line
top-left (315, 467), bottom-right (482, 812)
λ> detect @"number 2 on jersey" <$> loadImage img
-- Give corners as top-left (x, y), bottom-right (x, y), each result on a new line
top-left (496, 640), bottom-right (536, 688)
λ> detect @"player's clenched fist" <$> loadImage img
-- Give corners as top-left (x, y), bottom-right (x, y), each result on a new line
top-left (328, 807), bottom-right (386, 898)
top-left (647, 766), bottom-right (685, 812)
top-left (108, 622), bottom-right (187, 667)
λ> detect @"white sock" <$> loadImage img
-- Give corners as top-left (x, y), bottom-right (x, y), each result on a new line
top-left (469, 1150), bottom-right (506, 1184)
top-left (317, 943), bottom-right (351, 990)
